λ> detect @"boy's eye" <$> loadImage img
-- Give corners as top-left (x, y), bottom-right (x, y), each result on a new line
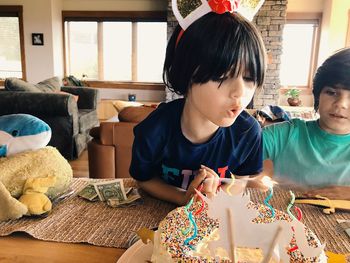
top-left (243, 76), bottom-right (255, 83)
top-left (324, 89), bottom-right (337, 96)
top-left (213, 76), bottom-right (228, 83)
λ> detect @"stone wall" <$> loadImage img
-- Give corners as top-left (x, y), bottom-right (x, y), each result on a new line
top-left (166, 0), bottom-right (288, 109)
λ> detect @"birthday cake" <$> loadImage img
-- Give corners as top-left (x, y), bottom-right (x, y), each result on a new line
top-left (151, 188), bottom-right (327, 262)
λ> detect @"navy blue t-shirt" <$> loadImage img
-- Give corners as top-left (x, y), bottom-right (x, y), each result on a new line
top-left (130, 99), bottom-right (262, 190)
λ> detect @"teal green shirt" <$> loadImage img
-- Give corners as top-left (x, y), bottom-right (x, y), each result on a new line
top-left (263, 119), bottom-right (350, 186)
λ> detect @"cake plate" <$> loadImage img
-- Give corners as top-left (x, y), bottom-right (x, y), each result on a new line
top-left (117, 240), bottom-right (152, 263)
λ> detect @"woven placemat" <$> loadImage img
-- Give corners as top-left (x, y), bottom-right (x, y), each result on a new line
top-left (0, 179), bottom-right (349, 253)
top-left (0, 178), bottom-right (175, 248)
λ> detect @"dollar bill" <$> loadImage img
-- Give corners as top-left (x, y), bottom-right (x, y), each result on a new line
top-left (78, 184), bottom-right (99, 201)
top-left (107, 188), bottom-right (142, 208)
top-left (93, 179), bottom-right (127, 202)
top-left (125, 187), bottom-right (132, 195)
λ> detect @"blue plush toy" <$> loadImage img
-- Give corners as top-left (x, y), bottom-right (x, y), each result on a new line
top-left (0, 114), bottom-right (51, 157)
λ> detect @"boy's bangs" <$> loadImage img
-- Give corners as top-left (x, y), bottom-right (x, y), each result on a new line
top-left (192, 15), bottom-right (265, 87)
top-left (226, 42), bottom-right (263, 86)
top-left (334, 74), bottom-right (350, 91)
top-left (224, 24), bottom-right (265, 87)
top-left (321, 70), bottom-right (350, 91)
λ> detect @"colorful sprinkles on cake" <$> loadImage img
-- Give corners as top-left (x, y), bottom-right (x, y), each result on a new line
top-left (158, 200), bottom-right (323, 262)
top-left (159, 201), bottom-right (219, 262)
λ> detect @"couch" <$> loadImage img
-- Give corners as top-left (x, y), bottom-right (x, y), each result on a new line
top-left (0, 77), bottom-right (100, 160)
top-left (88, 105), bottom-right (156, 179)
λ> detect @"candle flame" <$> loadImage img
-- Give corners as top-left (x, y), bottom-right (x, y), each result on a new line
top-left (261, 176), bottom-right (277, 188)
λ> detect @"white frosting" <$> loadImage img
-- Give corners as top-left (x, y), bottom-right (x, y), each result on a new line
top-left (151, 230), bottom-right (173, 262)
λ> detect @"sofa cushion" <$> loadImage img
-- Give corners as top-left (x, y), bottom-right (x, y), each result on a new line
top-left (5, 78), bottom-right (42, 92)
top-left (112, 100), bottom-right (143, 113)
top-left (118, 106), bottom-right (156, 123)
top-left (35, 76), bottom-right (62, 92)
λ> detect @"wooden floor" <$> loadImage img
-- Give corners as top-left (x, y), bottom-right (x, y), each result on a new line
top-left (68, 149), bottom-right (89, 178)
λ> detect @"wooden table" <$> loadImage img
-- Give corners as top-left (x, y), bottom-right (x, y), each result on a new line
top-left (0, 180), bottom-right (349, 262)
top-left (0, 233), bottom-right (125, 263)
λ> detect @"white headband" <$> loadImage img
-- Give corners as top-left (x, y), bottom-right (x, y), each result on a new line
top-left (172, 0), bottom-right (265, 30)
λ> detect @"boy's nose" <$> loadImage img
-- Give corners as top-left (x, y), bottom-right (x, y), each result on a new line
top-left (229, 77), bottom-right (244, 99)
top-left (334, 95), bottom-right (350, 109)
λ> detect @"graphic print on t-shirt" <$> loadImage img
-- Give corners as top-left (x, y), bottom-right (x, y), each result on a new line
top-left (161, 164), bottom-right (229, 189)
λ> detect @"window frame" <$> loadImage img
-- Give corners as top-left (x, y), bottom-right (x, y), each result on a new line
top-left (0, 5), bottom-right (26, 85)
top-left (281, 12), bottom-right (322, 90)
top-left (62, 11), bottom-right (167, 91)
top-left (346, 10), bottom-right (350, 47)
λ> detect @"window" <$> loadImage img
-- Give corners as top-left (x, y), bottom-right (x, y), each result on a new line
top-left (280, 13), bottom-right (321, 89)
top-left (63, 11), bottom-right (167, 88)
top-left (65, 22), bottom-right (98, 79)
top-left (0, 6), bottom-right (26, 80)
top-left (346, 10), bottom-right (350, 47)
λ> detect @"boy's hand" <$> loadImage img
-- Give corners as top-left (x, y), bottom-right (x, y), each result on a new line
top-left (199, 165), bottom-right (220, 198)
top-left (184, 165), bottom-right (220, 204)
top-left (303, 185), bottom-right (350, 200)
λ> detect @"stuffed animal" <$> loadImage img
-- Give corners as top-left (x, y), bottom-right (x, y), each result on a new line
top-left (0, 114), bottom-right (51, 157)
top-left (19, 175), bottom-right (57, 216)
top-left (0, 146), bottom-right (73, 221)
top-left (0, 181), bottom-right (28, 221)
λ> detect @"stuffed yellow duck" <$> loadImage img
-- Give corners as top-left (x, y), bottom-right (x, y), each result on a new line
top-left (19, 175), bottom-right (57, 216)
top-left (0, 114), bottom-right (73, 221)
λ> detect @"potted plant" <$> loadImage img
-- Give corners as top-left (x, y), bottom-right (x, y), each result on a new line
top-left (285, 88), bottom-right (301, 106)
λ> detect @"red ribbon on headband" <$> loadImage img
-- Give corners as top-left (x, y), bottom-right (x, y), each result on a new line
top-left (208, 0), bottom-right (240, 14)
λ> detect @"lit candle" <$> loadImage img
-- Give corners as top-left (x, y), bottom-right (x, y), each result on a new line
top-left (287, 191), bottom-right (303, 253)
top-left (194, 188), bottom-right (205, 216)
top-left (184, 211), bottom-right (198, 249)
top-left (287, 190), bottom-right (296, 221)
top-left (264, 186), bottom-right (275, 218)
top-left (295, 206), bottom-right (303, 221)
top-left (287, 190), bottom-right (303, 222)
top-left (194, 195), bottom-right (205, 216)
top-left (182, 197), bottom-right (194, 235)
top-left (181, 197), bottom-right (199, 249)
top-left (226, 172), bottom-right (236, 195)
top-left (262, 176), bottom-right (275, 218)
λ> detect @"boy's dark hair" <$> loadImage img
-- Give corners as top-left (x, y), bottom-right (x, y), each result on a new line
top-left (163, 12), bottom-right (266, 96)
top-left (313, 48), bottom-right (350, 111)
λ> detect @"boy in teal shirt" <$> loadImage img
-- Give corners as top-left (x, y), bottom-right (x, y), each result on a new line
top-left (263, 48), bottom-right (350, 200)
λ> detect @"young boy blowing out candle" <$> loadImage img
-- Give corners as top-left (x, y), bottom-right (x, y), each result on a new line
top-left (129, 0), bottom-right (267, 205)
